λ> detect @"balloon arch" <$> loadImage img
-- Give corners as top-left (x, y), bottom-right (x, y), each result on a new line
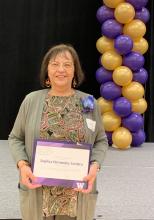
top-left (96, 0), bottom-right (150, 149)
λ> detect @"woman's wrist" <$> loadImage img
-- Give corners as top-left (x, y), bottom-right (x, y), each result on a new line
top-left (17, 160), bottom-right (31, 169)
top-left (90, 160), bottom-right (100, 172)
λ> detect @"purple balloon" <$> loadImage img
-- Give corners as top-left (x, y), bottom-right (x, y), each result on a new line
top-left (133, 67), bottom-right (148, 84)
top-left (96, 67), bottom-right (112, 84)
top-left (126, 0), bottom-right (148, 10)
top-left (105, 131), bottom-right (113, 146)
top-left (100, 81), bottom-right (122, 100)
top-left (101, 19), bottom-right (123, 39)
top-left (96, 5), bottom-right (114, 23)
top-left (123, 52), bottom-right (145, 71)
top-left (122, 112), bottom-right (144, 132)
top-left (135, 7), bottom-right (150, 23)
top-left (114, 35), bottom-right (133, 55)
top-left (113, 97), bottom-right (132, 117)
top-left (131, 129), bottom-right (146, 147)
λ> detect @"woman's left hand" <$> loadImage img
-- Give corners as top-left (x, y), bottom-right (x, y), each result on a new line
top-left (74, 163), bottom-right (98, 193)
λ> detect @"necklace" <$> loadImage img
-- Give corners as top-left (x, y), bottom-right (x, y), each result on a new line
top-left (48, 89), bottom-right (75, 97)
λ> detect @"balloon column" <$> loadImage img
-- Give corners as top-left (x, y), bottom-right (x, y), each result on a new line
top-left (96, 0), bottom-right (149, 149)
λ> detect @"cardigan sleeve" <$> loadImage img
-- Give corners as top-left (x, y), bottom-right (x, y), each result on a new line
top-left (90, 99), bottom-right (108, 167)
top-left (8, 96), bottom-right (30, 165)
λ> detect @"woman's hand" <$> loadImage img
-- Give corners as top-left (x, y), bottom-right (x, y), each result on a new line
top-left (74, 163), bottom-right (99, 194)
top-left (18, 161), bottom-right (42, 189)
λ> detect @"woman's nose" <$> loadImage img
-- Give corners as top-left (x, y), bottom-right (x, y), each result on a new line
top-left (57, 64), bottom-right (65, 71)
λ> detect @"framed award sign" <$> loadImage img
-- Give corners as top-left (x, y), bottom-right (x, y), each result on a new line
top-left (31, 139), bottom-right (92, 189)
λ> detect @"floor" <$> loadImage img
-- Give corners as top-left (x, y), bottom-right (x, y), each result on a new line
top-left (0, 140), bottom-right (154, 220)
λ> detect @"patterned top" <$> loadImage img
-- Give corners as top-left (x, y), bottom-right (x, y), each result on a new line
top-left (40, 92), bottom-right (85, 217)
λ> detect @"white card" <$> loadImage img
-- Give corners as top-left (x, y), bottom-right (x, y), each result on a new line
top-left (86, 118), bottom-right (96, 132)
top-left (33, 146), bottom-right (89, 180)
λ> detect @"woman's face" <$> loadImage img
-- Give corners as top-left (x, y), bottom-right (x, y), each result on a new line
top-left (47, 51), bottom-right (75, 90)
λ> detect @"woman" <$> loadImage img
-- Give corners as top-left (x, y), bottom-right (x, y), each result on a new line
top-left (8, 44), bottom-right (108, 220)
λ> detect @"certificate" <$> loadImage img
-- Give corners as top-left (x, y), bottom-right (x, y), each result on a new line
top-left (32, 139), bottom-right (92, 189)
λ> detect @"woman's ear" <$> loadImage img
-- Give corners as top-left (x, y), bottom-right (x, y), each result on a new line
top-left (45, 78), bottom-right (51, 88)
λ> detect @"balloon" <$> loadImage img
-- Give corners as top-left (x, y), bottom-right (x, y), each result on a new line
top-left (101, 50), bottom-right (122, 70)
top-left (101, 19), bottom-right (123, 39)
top-left (123, 19), bottom-right (146, 40)
top-left (97, 97), bottom-right (113, 114)
top-left (100, 81), bottom-right (122, 100)
top-left (133, 68), bottom-right (148, 84)
top-left (113, 97), bottom-right (132, 117)
top-left (96, 36), bottom-right (114, 54)
top-left (131, 98), bottom-right (147, 114)
top-left (122, 112), bottom-right (144, 132)
top-left (103, 0), bottom-right (124, 8)
top-left (114, 35), bottom-right (133, 55)
top-left (105, 131), bottom-right (113, 145)
top-left (96, 5), bottom-right (114, 23)
top-left (122, 81), bottom-right (144, 101)
top-left (112, 127), bottom-right (132, 149)
top-left (96, 66), bottom-right (112, 84)
top-left (123, 52), bottom-right (145, 71)
top-left (102, 111), bottom-right (121, 132)
top-left (126, 0), bottom-right (148, 10)
top-left (113, 66), bottom-right (133, 86)
top-left (135, 7), bottom-right (150, 23)
top-left (132, 37), bottom-right (149, 54)
top-left (114, 3), bottom-right (135, 24)
top-left (131, 129), bottom-right (146, 147)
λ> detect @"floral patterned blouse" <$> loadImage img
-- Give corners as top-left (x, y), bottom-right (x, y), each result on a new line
top-left (40, 92), bottom-right (85, 217)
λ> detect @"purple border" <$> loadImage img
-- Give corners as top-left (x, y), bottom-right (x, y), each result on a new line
top-left (33, 177), bottom-right (88, 189)
top-left (36, 139), bottom-right (91, 149)
top-left (31, 139), bottom-right (92, 189)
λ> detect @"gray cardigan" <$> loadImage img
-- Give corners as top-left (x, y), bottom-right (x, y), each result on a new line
top-left (8, 89), bottom-right (108, 220)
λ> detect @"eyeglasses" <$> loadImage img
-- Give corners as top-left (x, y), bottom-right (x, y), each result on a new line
top-left (49, 61), bottom-right (74, 70)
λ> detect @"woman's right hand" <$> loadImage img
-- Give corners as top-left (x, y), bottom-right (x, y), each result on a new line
top-left (18, 161), bottom-right (42, 189)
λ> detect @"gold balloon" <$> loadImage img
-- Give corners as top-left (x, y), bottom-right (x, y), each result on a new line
top-left (132, 37), bottom-right (149, 54)
top-left (103, 0), bottom-right (124, 8)
top-left (131, 98), bottom-right (147, 114)
top-left (113, 66), bottom-right (133, 86)
top-left (96, 36), bottom-right (114, 54)
top-left (123, 19), bottom-right (146, 40)
top-left (114, 3), bottom-right (135, 24)
top-left (112, 127), bottom-right (132, 149)
top-left (97, 97), bottom-right (113, 114)
top-left (101, 50), bottom-right (122, 70)
top-left (101, 111), bottom-right (121, 132)
top-left (122, 81), bottom-right (144, 101)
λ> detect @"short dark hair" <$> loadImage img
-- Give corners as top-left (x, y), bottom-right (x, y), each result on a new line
top-left (40, 44), bottom-right (85, 88)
